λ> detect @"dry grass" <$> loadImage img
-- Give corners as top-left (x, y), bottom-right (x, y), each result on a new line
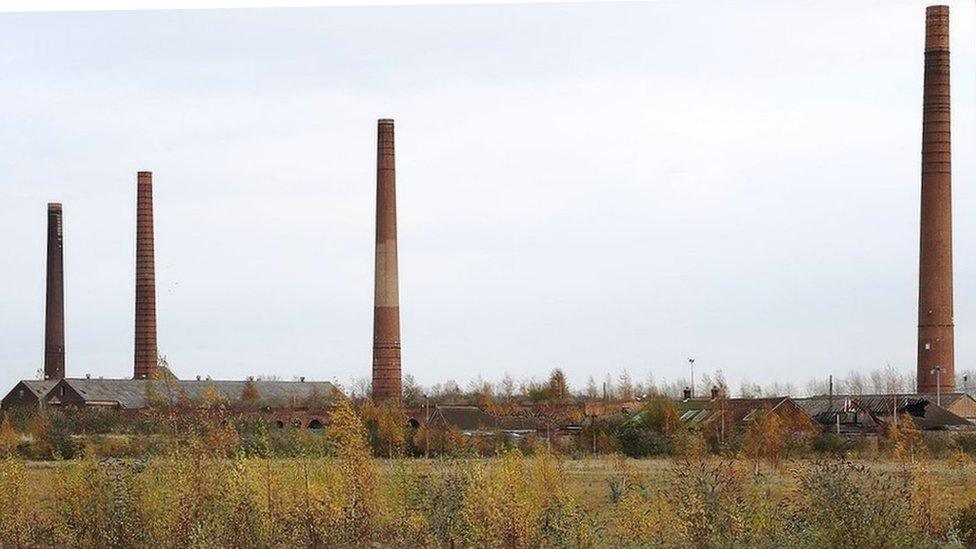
top-left (18, 455), bottom-right (976, 520)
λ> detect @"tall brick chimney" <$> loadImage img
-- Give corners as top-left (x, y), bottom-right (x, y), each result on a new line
top-left (372, 119), bottom-right (402, 402)
top-left (134, 171), bottom-right (158, 380)
top-left (917, 5), bottom-right (954, 394)
top-left (44, 202), bottom-right (65, 380)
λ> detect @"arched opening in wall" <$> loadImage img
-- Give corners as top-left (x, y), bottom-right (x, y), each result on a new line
top-left (407, 418), bottom-right (420, 429)
top-left (275, 420), bottom-right (285, 429)
top-left (308, 419), bottom-right (323, 430)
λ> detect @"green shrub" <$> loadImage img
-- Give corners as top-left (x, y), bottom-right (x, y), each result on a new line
top-left (811, 433), bottom-right (850, 457)
top-left (953, 500), bottom-right (976, 547)
top-left (956, 433), bottom-right (976, 457)
top-left (618, 427), bottom-right (672, 458)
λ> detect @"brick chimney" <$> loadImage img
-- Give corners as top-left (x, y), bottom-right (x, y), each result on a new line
top-left (917, 6), bottom-right (954, 394)
top-left (134, 171), bottom-right (158, 380)
top-left (372, 119), bottom-right (402, 402)
top-left (44, 202), bottom-right (65, 380)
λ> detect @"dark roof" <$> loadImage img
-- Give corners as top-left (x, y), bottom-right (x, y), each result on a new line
top-left (794, 395), bottom-right (862, 417)
top-left (20, 380), bottom-right (59, 398)
top-left (852, 395), bottom-right (972, 430)
top-left (495, 415), bottom-right (547, 431)
top-left (49, 378), bottom-right (338, 409)
top-left (1, 380), bottom-right (59, 406)
top-left (433, 405), bottom-right (498, 431)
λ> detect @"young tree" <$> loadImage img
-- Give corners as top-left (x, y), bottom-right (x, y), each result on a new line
top-left (241, 378), bottom-right (260, 404)
top-left (327, 396), bottom-right (378, 542)
top-left (585, 376), bottom-right (599, 400)
top-left (548, 369), bottom-right (570, 402)
top-left (843, 370), bottom-right (866, 395)
top-left (644, 372), bottom-right (658, 396)
top-left (200, 383), bottom-right (227, 409)
top-left (618, 369), bottom-right (635, 401)
top-left (738, 380), bottom-right (762, 399)
top-left (603, 373), bottom-right (616, 401)
top-left (636, 397), bottom-right (681, 436)
top-left (349, 376), bottom-right (372, 401)
top-left (500, 374), bottom-right (516, 403)
top-left (401, 374), bottom-right (423, 407)
top-left (154, 352), bottom-right (178, 380)
top-left (376, 399), bottom-right (406, 458)
top-left (743, 408), bottom-right (785, 471)
top-left (0, 414), bottom-right (19, 456)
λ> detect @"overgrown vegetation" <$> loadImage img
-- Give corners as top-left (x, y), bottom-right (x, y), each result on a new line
top-left (1, 395), bottom-right (976, 547)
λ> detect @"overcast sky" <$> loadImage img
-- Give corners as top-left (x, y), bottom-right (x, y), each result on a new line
top-left (1, 1), bottom-right (974, 394)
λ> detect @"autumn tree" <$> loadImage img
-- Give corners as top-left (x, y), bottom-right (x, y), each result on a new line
top-left (743, 408), bottom-right (785, 470)
top-left (376, 399), bottom-right (406, 458)
top-left (327, 396), bottom-right (378, 542)
top-left (153, 353), bottom-right (178, 381)
top-left (636, 396), bottom-right (681, 436)
top-left (0, 414), bottom-right (19, 456)
top-left (548, 369), bottom-right (570, 403)
top-left (200, 383), bottom-right (228, 409)
top-left (241, 378), bottom-right (260, 405)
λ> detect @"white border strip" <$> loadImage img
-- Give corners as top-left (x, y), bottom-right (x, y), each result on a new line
top-left (0, 0), bottom-right (653, 13)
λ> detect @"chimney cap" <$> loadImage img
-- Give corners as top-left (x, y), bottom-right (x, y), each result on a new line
top-left (47, 202), bottom-right (62, 210)
top-left (137, 170), bottom-right (153, 178)
top-left (378, 118), bottom-right (395, 124)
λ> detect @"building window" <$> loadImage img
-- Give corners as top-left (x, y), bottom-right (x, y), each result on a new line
top-left (18, 389), bottom-right (24, 399)
top-left (59, 387), bottom-right (65, 397)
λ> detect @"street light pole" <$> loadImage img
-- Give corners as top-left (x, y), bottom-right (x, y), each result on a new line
top-left (930, 367), bottom-right (943, 406)
top-left (688, 358), bottom-right (695, 398)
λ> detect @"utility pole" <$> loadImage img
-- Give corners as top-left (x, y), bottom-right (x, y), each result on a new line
top-left (828, 374), bottom-right (833, 410)
top-left (592, 415), bottom-right (597, 454)
top-left (893, 392), bottom-right (898, 428)
top-left (423, 394), bottom-right (430, 458)
top-left (688, 358), bottom-right (695, 398)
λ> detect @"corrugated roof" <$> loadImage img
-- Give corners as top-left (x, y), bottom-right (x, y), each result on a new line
top-left (796, 394), bottom-right (976, 430)
top-left (623, 397), bottom-right (814, 430)
top-left (53, 378), bottom-right (337, 409)
top-left (799, 393), bottom-right (976, 411)
top-left (851, 395), bottom-right (972, 430)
